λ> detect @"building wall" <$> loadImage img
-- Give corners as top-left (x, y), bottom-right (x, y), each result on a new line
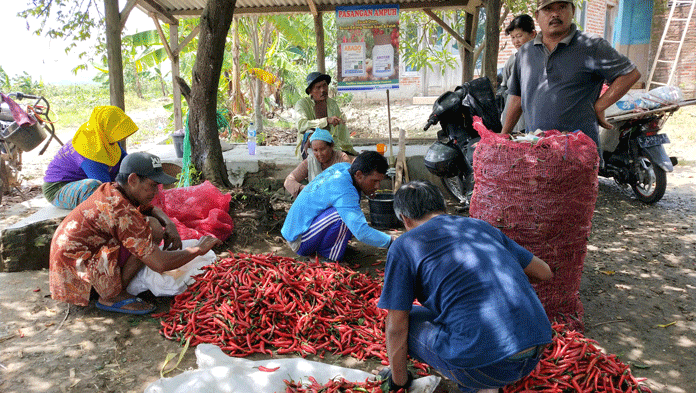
top-left (649, 2), bottom-right (696, 98)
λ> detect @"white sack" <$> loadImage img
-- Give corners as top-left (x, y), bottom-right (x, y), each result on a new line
top-left (127, 239), bottom-right (216, 297)
top-left (144, 344), bottom-right (441, 393)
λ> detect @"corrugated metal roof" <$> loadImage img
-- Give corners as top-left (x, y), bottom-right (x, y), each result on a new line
top-left (139, 0), bottom-right (479, 19)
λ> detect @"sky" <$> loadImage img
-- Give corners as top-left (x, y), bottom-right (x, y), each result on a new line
top-left (2, 2), bottom-right (153, 85)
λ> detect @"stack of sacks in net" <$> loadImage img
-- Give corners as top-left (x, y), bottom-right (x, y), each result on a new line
top-left (469, 117), bottom-right (599, 331)
top-left (152, 180), bottom-right (234, 241)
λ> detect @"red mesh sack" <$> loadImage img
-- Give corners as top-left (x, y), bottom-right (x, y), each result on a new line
top-left (469, 117), bottom-right (599, 331)
top-left (152, 181), bottom-right (234, 241)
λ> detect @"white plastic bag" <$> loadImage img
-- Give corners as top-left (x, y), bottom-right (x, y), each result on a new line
top-left (144, 344), bottom-right (441, 393)
top-left (126, 239), bottom-right (216, 297)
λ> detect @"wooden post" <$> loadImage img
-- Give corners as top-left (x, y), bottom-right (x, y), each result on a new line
top-left (170, 23), bottom-right (183, 131)
top-left (314, 13), bottom-right (326, 74)
top-left (105, 0), bottom-right (125, 110)
top-left (462, 9), bottom-right (479, 83)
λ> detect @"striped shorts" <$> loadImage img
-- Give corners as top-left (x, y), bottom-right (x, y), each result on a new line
top-left (296, 207), bottom-right (353, 262)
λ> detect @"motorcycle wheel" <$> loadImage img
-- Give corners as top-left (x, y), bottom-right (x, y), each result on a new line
top-left (442, 174), bottom-right (473, 205)
top-left (631, 155), bottom-right (667, 204)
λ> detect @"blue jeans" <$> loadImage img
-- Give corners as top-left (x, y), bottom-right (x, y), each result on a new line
top-left (407, 306), bottom-right (543, 393)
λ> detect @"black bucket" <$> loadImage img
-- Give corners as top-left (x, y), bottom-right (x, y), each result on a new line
top-left (171, 133), bottom-right (184, 158)
top-left (368, 192), bottom-right (402, 229)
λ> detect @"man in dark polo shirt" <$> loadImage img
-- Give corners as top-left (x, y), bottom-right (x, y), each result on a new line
top-left (501, 0), bottom-right (641, 148)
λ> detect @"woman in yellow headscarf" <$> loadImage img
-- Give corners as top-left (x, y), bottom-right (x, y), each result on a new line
top-left (42, 106), bottom-right (139, 209)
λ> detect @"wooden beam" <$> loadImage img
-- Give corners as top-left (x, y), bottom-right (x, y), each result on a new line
top-left (119, 0), bottom-right (138, 30)
top-left (305, 0), bottom-right (319, 17)
top-left (462, 7), bottom-right (479, 82)
top-left (166, 0), bottom-right (480, 17)
top-left (170, 23), bottom-right (183, 131)
top-left (423, 8), bottom-right (473, 52)
top-left (314, 13), bottom-right (326, 73)
top-left (176, 25), bottom-right (200, 55)
top-left (137, 0), bottom-right (178, 25)
top-left (105, 0), bottom-right (125, 110)
top-left (149, 12), bottom-right (176, 62)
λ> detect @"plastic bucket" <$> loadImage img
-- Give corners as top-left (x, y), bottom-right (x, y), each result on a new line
top-left (171, 133), bottom-right (184, 158)
top-left (368, 192), bottom-right (402, 229)
top-left (2, 119), bottom-right (47, 152)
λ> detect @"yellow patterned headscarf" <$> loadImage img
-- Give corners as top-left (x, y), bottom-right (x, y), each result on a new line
top-left (72, 106), bottom-right (139, 166)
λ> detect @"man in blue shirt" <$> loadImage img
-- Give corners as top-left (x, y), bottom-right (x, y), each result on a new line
top-left (377, 181), bottom-right (553, 393)
top-left (501, 0), bottom-right (641, 147)
top-left (281, 151), bottom-right (394, 262)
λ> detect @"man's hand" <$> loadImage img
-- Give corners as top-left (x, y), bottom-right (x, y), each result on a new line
top-left (501, 95), bottom-right (522, 135)
top-left (162, 222), bottom-right (182, 251)
top-left (327, 116), bottom-right (343, 126)
top-left (195, 235), bottom-right (222, 256)
top-left (375, 367), bottom-right (413, 392)
top-left (594, 68), bottom-right (641, 130)
top-left (595, 105), bottom-right (613, 130)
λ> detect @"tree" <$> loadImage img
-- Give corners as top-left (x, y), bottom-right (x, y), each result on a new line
top-left (18, 0), bottom-right (105, 62)
top-left (483, 0), bottom-right (503, 87)
top-left (179, 0), bottom-right (236, 187)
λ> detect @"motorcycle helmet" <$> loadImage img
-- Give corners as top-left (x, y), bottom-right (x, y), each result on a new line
top-left (424, 141), bottom-right (467, 178)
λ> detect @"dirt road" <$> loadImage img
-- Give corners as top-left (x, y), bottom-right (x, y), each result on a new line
top-left (1, 104), bottom-right (695, 393)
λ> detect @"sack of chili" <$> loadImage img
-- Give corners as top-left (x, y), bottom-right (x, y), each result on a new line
top-left (469, 117), bottom-right (599, 331)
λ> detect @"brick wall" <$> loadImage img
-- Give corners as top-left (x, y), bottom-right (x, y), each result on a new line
top-left (649, 3), bottom-right (696, 97)
top-left (583, 1), bottom-right (607, 36)
top-left (497, 13), bottom-right (519, 68)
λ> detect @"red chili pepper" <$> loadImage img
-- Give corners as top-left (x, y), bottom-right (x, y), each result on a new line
top-left (258, 365), bottom-right (280, 372)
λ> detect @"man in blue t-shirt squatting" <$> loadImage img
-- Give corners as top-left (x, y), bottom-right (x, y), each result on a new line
top-left (376, 181), bottom-right (554, 393)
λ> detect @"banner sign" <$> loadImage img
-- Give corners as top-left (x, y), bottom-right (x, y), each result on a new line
top-left (336, 4), bottom-right (399, 91)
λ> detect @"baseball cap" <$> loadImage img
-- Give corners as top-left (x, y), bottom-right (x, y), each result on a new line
top-left (537, 0), bottom-right (572, 11)
top-left (119, 152), bottom-right (177, 185)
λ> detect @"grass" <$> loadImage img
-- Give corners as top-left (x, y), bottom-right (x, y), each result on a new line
top-left (42, 84), bottom-right (174, 145)
top-left (662, 104), bottom-right (696, 143)
top-left (662, 104), bottom-right (696, 166)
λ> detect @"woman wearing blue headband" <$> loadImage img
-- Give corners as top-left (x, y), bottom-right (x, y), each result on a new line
top-left (284, 128), bottom-right (354, 198)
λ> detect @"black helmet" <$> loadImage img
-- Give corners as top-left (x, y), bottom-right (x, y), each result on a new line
top-left (305, 72), bottom-right (331, 94)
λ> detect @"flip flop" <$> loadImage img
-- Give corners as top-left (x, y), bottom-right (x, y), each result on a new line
top-left (95, 298), bottom-right (156, 315)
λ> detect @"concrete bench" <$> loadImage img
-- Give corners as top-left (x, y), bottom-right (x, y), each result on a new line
top-left (1, 201), bottom-right (70, 272)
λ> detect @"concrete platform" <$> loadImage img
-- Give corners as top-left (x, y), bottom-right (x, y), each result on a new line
top-left (144, 141), bottom-right (434, 187)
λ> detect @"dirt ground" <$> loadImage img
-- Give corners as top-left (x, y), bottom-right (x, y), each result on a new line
top-left (1, 104), bottom-right (695, 393)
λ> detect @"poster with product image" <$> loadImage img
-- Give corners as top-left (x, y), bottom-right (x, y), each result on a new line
top-left (336, 4), bottom-right (399, 92)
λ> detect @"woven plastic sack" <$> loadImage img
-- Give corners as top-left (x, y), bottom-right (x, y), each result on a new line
top-left (152, 181), bottom-right (234, 241)
top-left (469, 117), bottom-right (599, 331)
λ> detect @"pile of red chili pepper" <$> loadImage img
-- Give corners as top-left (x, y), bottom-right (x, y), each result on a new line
top-left (155, 253), bottom-right (650, 393)
top-left (154, 253), bottom-right (392, 361)
top-left (282, 376), bottom-right (399, 393)
top-left (504, 323), bottom-right (652, 392)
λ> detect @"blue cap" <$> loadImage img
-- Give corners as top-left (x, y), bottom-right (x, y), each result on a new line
top-left (309, 128), bottom-right (334, 144)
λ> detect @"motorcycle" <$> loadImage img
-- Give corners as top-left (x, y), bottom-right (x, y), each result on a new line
top-left (0, 92), bottom-right (61, 203)
top-left (423, 77), bottom-right (502, 204)
top-left (599, 100), bottom-right (694, 203)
